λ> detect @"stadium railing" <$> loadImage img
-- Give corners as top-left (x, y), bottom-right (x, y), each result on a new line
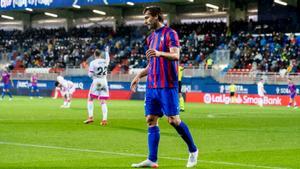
top-left (10, 67), bottom-right (300, 84)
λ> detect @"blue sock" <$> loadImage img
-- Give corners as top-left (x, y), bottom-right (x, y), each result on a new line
top-left (2, 91), bottom-right (5, 98)
top-left (7, 92), bottom-right (12, 98)
top-left (148, 126), bottom-right (160, 162)
top-left (173, 122), bottom-right (197, 153)
top-left (30, 91), bottom-right (34, 97)
top-left (36, 91), bottom-right (40, 97)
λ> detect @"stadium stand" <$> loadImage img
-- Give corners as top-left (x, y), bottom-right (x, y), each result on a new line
top-left (0, 21), bottom-right (300, 74)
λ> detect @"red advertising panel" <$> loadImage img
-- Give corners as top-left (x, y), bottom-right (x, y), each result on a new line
top-left (186, 92), bottom-right (300, 106)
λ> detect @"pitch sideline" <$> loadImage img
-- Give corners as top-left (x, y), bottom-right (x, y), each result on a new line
top-left (0, 141), bottom-right (289, 169)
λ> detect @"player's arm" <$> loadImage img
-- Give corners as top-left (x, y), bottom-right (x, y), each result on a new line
top-left (10, 77), bottom-right (14, 87)
top-left (105, 46), bottom-right (110, 64)
top-left (146, 47), bottom-right (179, 60)
top-left (130, 64), bottom-right (149, 92)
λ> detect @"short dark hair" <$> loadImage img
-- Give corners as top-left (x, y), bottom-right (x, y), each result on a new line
top-left (94, 49), bottom-right (101, 57)
top-left (55, 81), bottom-right (59, 87)
top-left (143, 6), bottom-right (164, 22)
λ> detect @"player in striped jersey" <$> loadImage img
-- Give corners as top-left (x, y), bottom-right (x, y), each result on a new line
top-left (130, 6), bottom-right (198, 168)
top-left (287, 78), bottom-right (298, 109)
top-left (1, 68), bottom-right (14, 101)
top-left (29, 73), bottom-right (41, 99)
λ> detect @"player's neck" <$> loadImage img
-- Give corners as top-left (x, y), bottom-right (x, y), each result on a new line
top-left (155, 22), bottom-right (165, 31)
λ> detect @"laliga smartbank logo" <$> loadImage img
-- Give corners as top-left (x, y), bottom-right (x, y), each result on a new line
top-left (203, 93), bottom-right (282, 105)
top-left (204, 94), bottom-right (231, 104)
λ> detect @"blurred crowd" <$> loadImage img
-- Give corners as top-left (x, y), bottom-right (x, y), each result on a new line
top-left (0, 21), bottom-right (300, 73)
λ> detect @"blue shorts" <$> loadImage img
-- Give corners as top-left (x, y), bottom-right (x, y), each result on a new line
top-left (3, 84), bottom-right (10, 90)
top-left (290, 93), bottom-right (296, 99)
top-left (31, 86), bottom-right (38, 91)
top-left (145, 88), bottom-right (179, 117)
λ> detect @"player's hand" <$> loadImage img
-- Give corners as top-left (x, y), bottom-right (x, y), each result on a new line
top-left (105, 46), bottom-right (109, 52)
top-left (130, 76), bottom-right (140, 93)
top-left (146, 49), bottom-right (160, 59)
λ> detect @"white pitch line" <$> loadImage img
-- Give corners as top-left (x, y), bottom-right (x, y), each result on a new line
top-left (0, 141), bottom-right (290, 169)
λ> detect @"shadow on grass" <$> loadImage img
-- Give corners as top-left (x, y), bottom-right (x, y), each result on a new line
top-left (111, 126), bottom-right (180, 137)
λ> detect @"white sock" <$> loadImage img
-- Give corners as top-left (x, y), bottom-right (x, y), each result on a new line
top-left (88, 101), bottom-right (94, 118)
top-left (101, 103), bottom-right (108, 121)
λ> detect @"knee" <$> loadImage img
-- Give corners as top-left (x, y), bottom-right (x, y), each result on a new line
top-left (146, 116), bottom-right (157, 126)
top-left (100, 100), bottom-right (106, 104)
top-left (168, 116), bottom-right (181, 127)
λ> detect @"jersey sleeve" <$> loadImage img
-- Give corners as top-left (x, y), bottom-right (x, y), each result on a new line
top-left (105, 51), bottom-right (110, 65)
top-left (167, 30), bottom-right (180, 48)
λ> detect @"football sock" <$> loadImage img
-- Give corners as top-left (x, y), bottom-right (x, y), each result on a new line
top-left (88, 101), bottom-right (94, 117)
top-left (179, 97), bottom-right (185, 110)
top-left (1, 91), bottom-right (5, 98)
top-left (148, 126), bottom-right (160, 162)
top-left (101, 102), bottom-right (108, 121)
top-left (36, 91), bottom-right (40, 97)
top-left (173, 122), bottom-right (197, 153)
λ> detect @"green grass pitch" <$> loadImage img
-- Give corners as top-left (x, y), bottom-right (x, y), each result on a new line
top-left (0, 96), bottom-right (299, 169)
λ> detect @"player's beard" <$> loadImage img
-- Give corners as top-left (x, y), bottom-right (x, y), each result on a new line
top-left (148, 20), bottom-right (158, 30)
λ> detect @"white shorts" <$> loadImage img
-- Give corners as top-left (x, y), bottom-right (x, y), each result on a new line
top-left (61, 86), bottom-right (76, 97)
top-left (89, 78), bottom-right (109, 100)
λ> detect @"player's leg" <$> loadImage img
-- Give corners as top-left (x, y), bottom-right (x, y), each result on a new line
top-left (100, 99), bottom-right (108, 125)
top-left (162, 88), bottom-right (198, 167)
top-left (66, 93), bottom-right (72, 108)
top-left (230, 92), bottom-right (235, 103)
top-left (179, 81), bottom-right (185, 112)
top-left (84, 94), bottom-right (94, 124)
top-left (53, 87), bottom-right (59, 99)
top-left (291, 94), bottom-right (298, 108)
top-left (30, 87), bottom-right (34, 99)
top-left (132, 89), bottom-right (160, 168)
top-left (61, 94), bottom-right (68, 108)
top-left (35, 87), bottom-right (41, 98)
top-left (67, 87), bottom-right (76, 107)
top-left (258, 95), bottom-right (263, 107)
top-left (99, 82), bottom-right (109, 125)
top-left (168, 116), bottom-right (198, 167)
top-left (132, 115), bottom-right (160, 168)
top-left (6, 88), bottom-right (12, 100)
top-left (179, 93), bottom-right (185, 112)
top-left (288, 97), bottom-right (292, 108)
top-left (1, 88), bottom-right (6, 99)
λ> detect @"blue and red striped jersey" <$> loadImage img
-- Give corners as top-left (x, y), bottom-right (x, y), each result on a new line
top-left (146, 26), bottom-right (180, 88)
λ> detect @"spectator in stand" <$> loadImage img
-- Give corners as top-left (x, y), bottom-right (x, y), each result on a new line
top-left (0, 22), bottom-right (299, 73)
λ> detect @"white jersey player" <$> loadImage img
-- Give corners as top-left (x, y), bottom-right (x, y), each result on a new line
top-left (56, 76), bottom-right (76, 108)
top-left (84, 47), bottom-right (110, 125)
top-left (257, 78), bottom-right (266, 107)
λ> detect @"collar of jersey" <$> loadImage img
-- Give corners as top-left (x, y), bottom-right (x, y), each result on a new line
top-left (155, 25), bottom-right (165, 33)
